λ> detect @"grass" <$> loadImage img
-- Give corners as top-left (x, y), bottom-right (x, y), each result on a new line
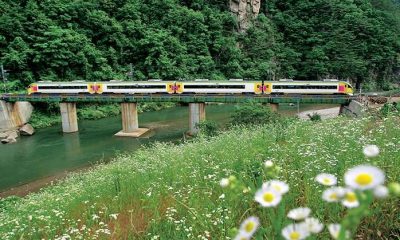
top-left (0, 116), bottom-right (399, 239)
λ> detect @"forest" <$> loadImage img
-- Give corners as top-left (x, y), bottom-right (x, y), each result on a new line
top-left (0, 0), bottom-right (399, 91)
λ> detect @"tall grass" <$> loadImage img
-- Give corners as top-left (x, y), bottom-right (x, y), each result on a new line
top-left (0, 116), bottom-right (399, 239)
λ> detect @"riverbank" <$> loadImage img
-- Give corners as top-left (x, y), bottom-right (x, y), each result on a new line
top-left (0, 116), bottom-right (398, 239)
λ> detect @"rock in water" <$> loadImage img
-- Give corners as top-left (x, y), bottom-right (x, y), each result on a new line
top-left (20, 124), bottom-right (35, 136)
top-left (0, 132), bottom-right (7, 139)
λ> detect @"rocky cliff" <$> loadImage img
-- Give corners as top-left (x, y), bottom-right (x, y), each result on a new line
top-left (229, 0), bottom-right (261, 32)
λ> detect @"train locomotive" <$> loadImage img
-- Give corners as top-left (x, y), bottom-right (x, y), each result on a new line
top-left (28, 79), bottom-right (354, 95)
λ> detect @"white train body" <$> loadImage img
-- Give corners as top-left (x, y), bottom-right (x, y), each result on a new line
top-left (28, 80), bottom-right (354, 95)
top-left (97, 81), bottom-right (174, 94)
top-left (178, 81), bottom-right (263, 94)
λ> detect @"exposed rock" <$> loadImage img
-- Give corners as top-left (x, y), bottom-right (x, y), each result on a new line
top-left (369, 96), bottom-right (388, 104)
top-left (0, 101), bottom-right (33, 132)
top-left (1, 136), bottom-right (17, 144)
top-left (14, 102), bottom-right (33, 125)
top-left (0, 132), bottom-right (7, 139)
top-left (230, 0), bottom-right (262, 32)
top-left (7, 130), bottom-right (19, 139)
top-left (20, 123), bottom-right (35, 136)
top-left (298, 107), bottom-right (341, 120)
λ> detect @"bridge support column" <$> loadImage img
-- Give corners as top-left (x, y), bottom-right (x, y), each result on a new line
top-left (60, 102), bottom-right (78, 133)
top-left (269, 103), bottom-right (279, 112)
top-left (115, 103), bottom-right (149, 137)
top-left (188, 103), bottom-right (206, 135)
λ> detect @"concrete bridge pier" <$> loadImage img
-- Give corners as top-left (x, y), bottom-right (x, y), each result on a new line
top-left (115, 103), bottom-right (149, 137)
top-left (269, 103), bottom-right (279, 112)
top-left (60, 102), bottom-right (78, 133)
top-left (188, 102), bottom-right (206, 135)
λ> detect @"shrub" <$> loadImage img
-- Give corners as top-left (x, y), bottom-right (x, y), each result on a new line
top-left (195, 120), bottom-right (219, 137)
top-left (307, 112), bottom-right (322, 121)
top-left (230, 101), bottom-right (280, 126)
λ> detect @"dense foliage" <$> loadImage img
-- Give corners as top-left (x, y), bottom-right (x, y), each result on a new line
top-left (0, 0), bottom-right (399, 91)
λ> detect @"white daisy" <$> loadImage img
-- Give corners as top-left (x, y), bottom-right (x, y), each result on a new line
top-left (373, 185), bottom-right (389, 199)
top-left (281, 223), bottom-right (309, 240)
top-left (322, 187), bottom-right (346, 202)
top-left (363, 145), bottom-right (380, 157)
top-left (255, 188), bottom-right (282, 207)
top-left (344, 165), bottom-right (385, 190)
top-left (262, 180), bottom-right (289, 194)
top-left (315, 173), bottom-right (337, 186)
top-left (328, 224), bottom-right (349, 239)
top-left (303, 217), bottom-right (323, 233)
top-left (341, 190), bottom-right (359, 208)
top-left (264, 160), bottom-right (274, 168)
top-left (238, 216), bottom-right (260, 238)
top-left (233, 232), bottom-right (250, 240)
top-left (219, 178), bottom-right (230, 188)
top-left (287, 207), bottom-right (311, 221)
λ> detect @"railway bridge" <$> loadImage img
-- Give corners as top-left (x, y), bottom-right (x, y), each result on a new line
top-left (0, 93), bottom-right (356, 136)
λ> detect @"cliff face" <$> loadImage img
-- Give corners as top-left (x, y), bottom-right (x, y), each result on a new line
top-left (0, 101), bottom-right (33, 132)
top-left (229, 0), bottom-right (261, 32)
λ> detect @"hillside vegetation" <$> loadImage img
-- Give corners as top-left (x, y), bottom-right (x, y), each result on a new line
top-left (0, 116), bottom-right (399, 239)
top-left (0, 0), bottom-right (399, 92)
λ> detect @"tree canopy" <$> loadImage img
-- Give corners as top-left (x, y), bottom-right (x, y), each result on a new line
top-left (0, 0), bottom-right (399, 90)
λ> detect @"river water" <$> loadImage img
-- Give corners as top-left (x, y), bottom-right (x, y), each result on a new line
top-left (0, 103), bottom-right (336, 192)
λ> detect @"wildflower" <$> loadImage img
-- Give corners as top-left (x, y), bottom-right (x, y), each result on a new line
top-left (287, 207), bottom-right (311, 221)
top-left (344, 165), bottom-right (385, 190)
top-left (233, 232), bottom-right (250, 240)
top-left (238, 216), bottom-right (260, 238)
top-left (322, 187), bottom-right (345, 202)
top-left (109, 213), bottom-right (119, 220)
top-left (219, 194), bottom-right (225, 199)
top-left (255, 188), bottom-right (282, 207)
top-left (262, 180), bottom-right (289, 194)
top-left (220, 178), bottom-right (230, 188)
top-left (303, 217), bottom-right (323, 233)
top-left (328, 224), bottom-right (349, 239)
top-left (363, 145), bottom-right (380, 157)
top-left (281, 223), bottom-right (309, 240)
top-left (341, 190), bottom-right (359, 208)
top-left (373, 185), bottom-right (389, 199)
top-left (264, 160), bottom-right (274, 168)
top-left (315, 173), bottom-right (337, 186)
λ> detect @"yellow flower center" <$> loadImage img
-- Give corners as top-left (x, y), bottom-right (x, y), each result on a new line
top-left (323, 178), bottom-right (331, 184)
top-left (329, 193), bottom-right (338, 200)
top-left (273, 185), bottom-right (282, 192)
top-left (290, 231), bottom-right (300, 240)
top-left (244, 222), bottom-right (255, 233)
top-left (263, 192), bottom-right (275, 203)
top-left (346, 192), bottom-right (357, 202)
top-left (355, 173), bottom-right (373, 186)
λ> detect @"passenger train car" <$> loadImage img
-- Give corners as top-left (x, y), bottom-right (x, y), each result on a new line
top-left (28, 79), bottom-right (354, 95)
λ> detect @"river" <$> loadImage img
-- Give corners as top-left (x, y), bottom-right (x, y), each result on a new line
top-left (0, 103), bottom-right (336, 194)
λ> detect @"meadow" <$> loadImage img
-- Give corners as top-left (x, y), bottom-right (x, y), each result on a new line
top-left (0, 115), bottom-right (399, 239)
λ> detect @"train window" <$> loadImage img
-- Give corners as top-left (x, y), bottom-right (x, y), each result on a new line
top-left (273, 85), bottom-right (337, 89)
top-left (38, 86), bottom-right (87, 89)
top-left (183, 85), bottom-right (245, 89)
top-left (107, 85), bottom-right (164, 89)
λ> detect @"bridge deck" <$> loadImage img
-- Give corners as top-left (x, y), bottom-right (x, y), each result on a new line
top-left (0, 94), bottom-right (354, 104)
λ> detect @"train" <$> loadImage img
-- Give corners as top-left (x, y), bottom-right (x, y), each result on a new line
top-left (27, 79), bottom-right (354, 95)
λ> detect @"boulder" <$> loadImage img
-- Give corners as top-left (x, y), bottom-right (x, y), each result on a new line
top-left (0, 132), bottom-right (7, 139)
top-left (20, 123), bottom-right (35, 136)
top-left (1, 136), bottom-right (17, 144)
top-left (6, 130), bottom-right (19, 139)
